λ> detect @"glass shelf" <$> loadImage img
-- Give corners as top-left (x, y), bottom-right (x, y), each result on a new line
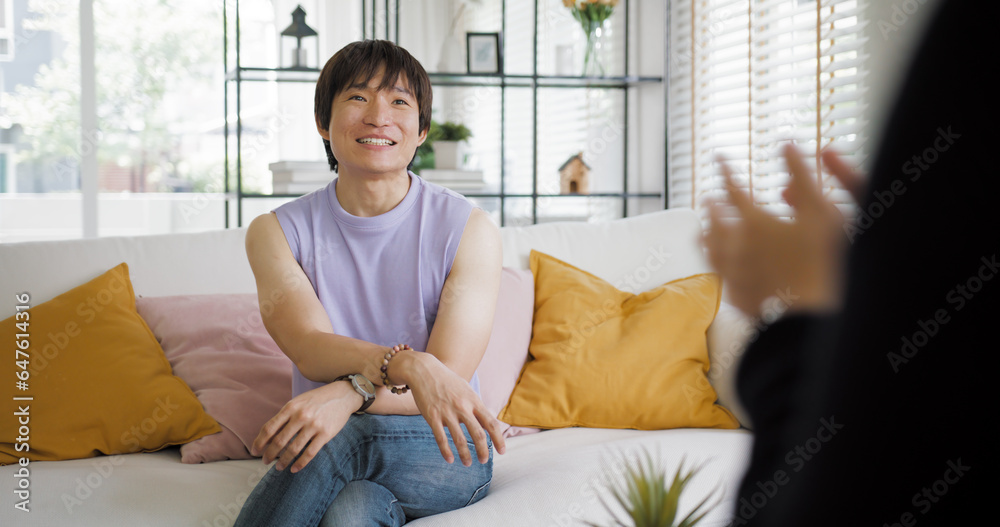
top-left (225, 67), bottom-right (321, 83)
top-left (225, 67), bottom-right (662, 88)
top-left (239, 191), bottom-right (663, 199)
top-left (428, 73), bottom-right (662, 88)
top-left (224, 0), bottom-right (665, 227)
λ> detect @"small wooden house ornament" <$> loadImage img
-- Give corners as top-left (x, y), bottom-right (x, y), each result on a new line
top-left (559, 152), bottom-right (590, 194)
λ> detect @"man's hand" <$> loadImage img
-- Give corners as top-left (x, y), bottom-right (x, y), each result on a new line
top-left (251, 380), bottom-right (361, 473)
top-left (703, 144), bottom-right (863, 317)
top-left (392, 348), bottom-right (506, 466)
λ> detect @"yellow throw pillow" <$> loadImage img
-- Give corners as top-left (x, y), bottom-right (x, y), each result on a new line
top-left (499, 250), bottom-right (739, 430)
top-left (1, 263), bottom-right (220, 465)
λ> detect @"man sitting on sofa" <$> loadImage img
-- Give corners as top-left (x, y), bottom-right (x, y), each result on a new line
top-left (234, 40), bottom-right (506, 527)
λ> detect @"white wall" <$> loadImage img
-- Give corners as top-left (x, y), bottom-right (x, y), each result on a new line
top-left (861, 0), bottom-right (941, 170)
top-left (633, 0), bottom-right (667, 214)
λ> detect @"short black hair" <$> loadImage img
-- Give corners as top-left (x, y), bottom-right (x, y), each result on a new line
top-left (314, 40), bottom-right (433, 172)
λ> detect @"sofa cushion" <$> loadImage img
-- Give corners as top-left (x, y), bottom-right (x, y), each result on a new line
top-left (0, 228), bottom-right (255, 321)
top-left (0, 263), bottom-right (221, 465)
top-left (136, 294), bottom-right (294, 463)
top-left (499, 209), bottom-right (709, 285)
top-left (476, 268), bottom-right (540, 438)
top-left (499, 250), bottom-right (739, 431)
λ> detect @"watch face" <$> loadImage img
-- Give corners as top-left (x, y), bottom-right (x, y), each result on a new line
top-left (352, 375), bottom-right (376, 397)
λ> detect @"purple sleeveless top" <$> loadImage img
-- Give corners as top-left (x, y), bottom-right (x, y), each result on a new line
top-left (273, 173), bottom-right (480, 397)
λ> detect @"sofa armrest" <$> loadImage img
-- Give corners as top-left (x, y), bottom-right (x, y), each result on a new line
top-left (706, 302), bottom-right (754, 428)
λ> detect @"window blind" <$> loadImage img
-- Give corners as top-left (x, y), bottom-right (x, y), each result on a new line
top-left (668, 0), bottom-right (868, 219)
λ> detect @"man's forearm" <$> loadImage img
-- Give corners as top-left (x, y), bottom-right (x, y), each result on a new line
top-left (281, 329), bottom-right (476, 418)
top-left (288, 330), bottom-right (386, 385)
top-left (364, 388), bottom-right (420, 415)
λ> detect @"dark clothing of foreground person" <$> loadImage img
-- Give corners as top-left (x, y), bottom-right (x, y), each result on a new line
top-left (733, 1), bottom-right (997, 525)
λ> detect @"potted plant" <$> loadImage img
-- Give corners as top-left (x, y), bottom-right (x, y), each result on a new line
top-left (589, 453), bottom-right (717, 527)
top-left (425, 120), bottom-right (472, 170)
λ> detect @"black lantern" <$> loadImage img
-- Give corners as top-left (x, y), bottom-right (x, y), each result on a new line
top-left (280, 5), bottom-right (318, 70)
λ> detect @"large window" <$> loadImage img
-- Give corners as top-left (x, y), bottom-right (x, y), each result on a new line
top-left (0, 151), bottom-right (8, 192)
top-left (668, 0), bottom-right (867, 219)
top-left (0, 0), bottom-right (225, 242)
top-left (0, 0), bottom-right (13, 60)
top-left (1, 0), bottom-right (82, 241)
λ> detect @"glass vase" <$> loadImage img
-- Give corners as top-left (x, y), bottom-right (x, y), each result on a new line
top-left (582, 20), bottom-right (606, 77)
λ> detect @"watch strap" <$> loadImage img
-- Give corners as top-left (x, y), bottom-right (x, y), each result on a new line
top-left (333, 374), bottom-right (375, 414)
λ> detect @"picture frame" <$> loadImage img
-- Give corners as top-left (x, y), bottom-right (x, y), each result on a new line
top-left (466, 32), bottom-right (502, 74)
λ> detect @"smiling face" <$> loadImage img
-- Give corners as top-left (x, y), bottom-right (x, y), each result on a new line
top-left (318, 71), bottom-right (426, 179)
top-left (314, 40), bottom-right (433, 176)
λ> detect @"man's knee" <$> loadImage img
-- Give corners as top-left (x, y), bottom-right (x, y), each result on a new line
top-left (320, 480), bottom-right (403, 527)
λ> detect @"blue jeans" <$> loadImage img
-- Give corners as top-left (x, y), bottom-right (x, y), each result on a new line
top-left (234, 414), bottom-right (493, 527)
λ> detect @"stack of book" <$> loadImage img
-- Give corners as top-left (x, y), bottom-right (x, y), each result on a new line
top-left (419, 169), bottom-right (486, 192)
top-left (269, 161), bottom-right (333, 194)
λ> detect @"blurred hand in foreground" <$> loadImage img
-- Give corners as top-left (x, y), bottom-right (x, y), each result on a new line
top-left (702, 144), bottom-right (864, 318)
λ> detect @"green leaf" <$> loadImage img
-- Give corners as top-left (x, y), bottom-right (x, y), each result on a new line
top-left (593, 450), bottom-right (719, 527)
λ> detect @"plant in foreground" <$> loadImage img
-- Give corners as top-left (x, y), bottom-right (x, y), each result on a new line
top-left (589, 453), bottom-right (718, 527)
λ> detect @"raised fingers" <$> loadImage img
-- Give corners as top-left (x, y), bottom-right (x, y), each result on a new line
top-left (821, 148), bottom-right (865, 204)
top-left (717, 156), bottom-right (755, 213)
top-left (703, 198), bottom-right (735, 274)
top-left (782, 144), bottom-right (825, 213)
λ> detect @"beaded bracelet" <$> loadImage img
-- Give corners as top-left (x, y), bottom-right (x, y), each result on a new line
top-left (380, 344), bottom-right (411, 395)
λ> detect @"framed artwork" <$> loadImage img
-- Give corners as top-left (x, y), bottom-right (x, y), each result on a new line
top-left (466, 32), bottom-right (502, 74)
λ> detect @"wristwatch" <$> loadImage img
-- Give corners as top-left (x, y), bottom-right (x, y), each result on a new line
top-left (334, 374), bottom-right (376, 414)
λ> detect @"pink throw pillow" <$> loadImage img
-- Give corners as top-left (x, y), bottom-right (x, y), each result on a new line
top-left (136, 294), bottom-right (293, 463)
top-left (477, 268), bottom-right (540, 438)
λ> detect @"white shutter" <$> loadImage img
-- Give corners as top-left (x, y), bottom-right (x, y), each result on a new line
top-left (669, 0), bottom-right (869, 220)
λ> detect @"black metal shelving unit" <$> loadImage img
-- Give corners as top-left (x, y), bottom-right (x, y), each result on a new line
top-left (224, 0), bottom-right (664, 227)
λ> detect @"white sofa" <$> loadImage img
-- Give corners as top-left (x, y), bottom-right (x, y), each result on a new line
top-left (0, 209), bottom-right (753, 526)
